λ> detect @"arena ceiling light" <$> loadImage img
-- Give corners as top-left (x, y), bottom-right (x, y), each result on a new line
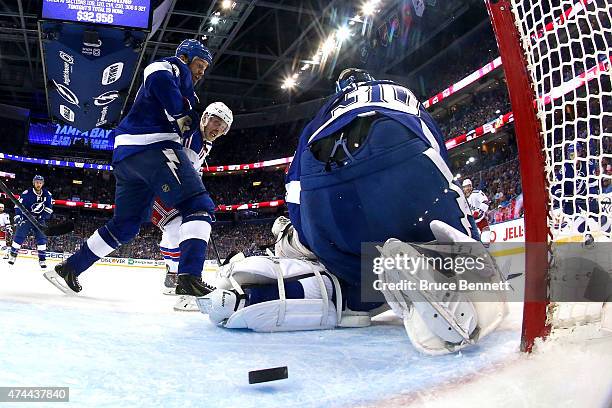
top-left (321, 36), bottom-right (337, 57)
top-left (336, 26), bottom-right (352, 43)
top-left (221, 0), bottom-right (233, 10)
top-left (362, 0), bottom-right (380, 16)
top-left (281, 77), bottom-right (297, 90)
top-left (211, 16), bottom-right (221, 25)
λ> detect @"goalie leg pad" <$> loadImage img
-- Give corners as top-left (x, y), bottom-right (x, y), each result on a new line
top-left (200, 256), bottom-right (344, 331)
top-left (378, 226), bottom-right (508, 354)
top-left (379, 239), bottom-right (478, 344)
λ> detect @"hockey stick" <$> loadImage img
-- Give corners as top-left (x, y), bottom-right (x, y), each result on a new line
top-left (0, 179), bottom-right (74, 237)
top-left (209, 233), bottom-right (222, 264)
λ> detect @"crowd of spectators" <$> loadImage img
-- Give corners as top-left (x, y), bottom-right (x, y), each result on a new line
top-left (436, 88), bottom-right (512, 140)
top-left (3, 209), bottom-right (277, 261)
top-left (0, 161), bottom-right (114, 203)
top-left (461, 159), bottom-right (524, 224)
top-left (409, 33), bottom-right (499, 101)
top-left (205, 171), bottom-right (285, 205)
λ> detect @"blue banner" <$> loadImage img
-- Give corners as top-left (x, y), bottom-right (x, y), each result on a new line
top-left (40, 22), bottom-right (146, 131)
top-left (29, 121), bottom-right (114, 151)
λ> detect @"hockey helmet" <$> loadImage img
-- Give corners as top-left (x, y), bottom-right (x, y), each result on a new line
top-left (176, 39), bottom-right (213, 65)
top-left (201, 102), bottom-right (233, 135)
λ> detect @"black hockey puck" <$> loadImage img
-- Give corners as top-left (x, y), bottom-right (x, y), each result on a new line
top-left (248, 366), bottom-right (288, 384)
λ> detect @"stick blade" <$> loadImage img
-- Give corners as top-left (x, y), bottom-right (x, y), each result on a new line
top-left (248, 366), bottom-right (288, 384)
top-left (44, 221), bottom-right (75, 237)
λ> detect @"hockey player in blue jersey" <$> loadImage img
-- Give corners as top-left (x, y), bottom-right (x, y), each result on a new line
top-left (553, 143), bottom-right (608, 241)
top-left (8, 175), bottom-right (53, 269)
top-left (198, 69), bottom-right (508, 355)
top-left (46, 39), bottom-right (219, 305)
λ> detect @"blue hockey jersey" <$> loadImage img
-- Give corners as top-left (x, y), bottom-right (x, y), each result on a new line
top-left (556, 159), bottom-right (599, 198)
top-left (285, 80), bottom-right (450, 246)
top-left (17, 188), bottom-right (53, 220)
top-left (112, 56), bottom-right (198, 163)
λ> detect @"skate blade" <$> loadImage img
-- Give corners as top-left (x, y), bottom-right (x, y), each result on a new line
top-left (163, 287), bottom-right (177, 296)
top-left (43, 270), bottom-right (78, 295)
top-left (173, 295), bottom-right (199, 312)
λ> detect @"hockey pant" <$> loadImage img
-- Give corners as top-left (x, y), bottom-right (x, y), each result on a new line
top-left (66, 148), bottom-right (215, 277)
top-left (10, 220), bottom-right (47, 261)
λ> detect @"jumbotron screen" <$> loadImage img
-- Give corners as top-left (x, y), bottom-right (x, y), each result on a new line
top-left (41, 0), bottom-right (152, 30)
top-left (28, 121), bottom-right (114, 151)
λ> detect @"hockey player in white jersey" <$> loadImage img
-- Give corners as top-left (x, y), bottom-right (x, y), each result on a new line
top-left (0, 203), bottom-right (11, 259)
top-left (152, 102), bottom-right (233, 300)
top-left (197, 69), bottom-right (508, 355)
top-left (462, 179), bottom-right (491, 244)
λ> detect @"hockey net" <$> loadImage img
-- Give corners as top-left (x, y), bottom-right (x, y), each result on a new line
top-left (486, 0), bottom-right (611, 351)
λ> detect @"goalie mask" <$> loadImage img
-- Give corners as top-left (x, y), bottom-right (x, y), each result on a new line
top-left (335, 68), bottom-right (375, 93)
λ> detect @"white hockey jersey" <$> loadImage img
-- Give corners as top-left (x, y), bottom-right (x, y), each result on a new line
top-left (0, 213), bottom-right (10, 230)
top-left (466, 190), bottom-right (489, 222)
top-left (182, 128), bottom-right (213, 175)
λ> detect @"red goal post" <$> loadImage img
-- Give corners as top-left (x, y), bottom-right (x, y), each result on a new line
top-left (485, 0), bottom-right (611, 352)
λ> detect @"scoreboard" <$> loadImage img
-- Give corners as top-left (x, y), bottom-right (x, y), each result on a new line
top-left (41, 0), bottom-right (152, 30)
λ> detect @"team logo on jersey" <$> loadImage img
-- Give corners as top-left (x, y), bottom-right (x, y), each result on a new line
top-left (31, 202), bottom-right (45, 214)
top-left (94, 90), bottom-right (120, 106)
top-left (53, 80), bottom-right (79, 106)
top-left (101, 62), bottom-right (124, 85)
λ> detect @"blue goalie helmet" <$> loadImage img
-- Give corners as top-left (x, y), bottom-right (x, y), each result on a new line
top-left (32, 175), bottom-right (44, 183)
top-left (175, 39), bottom-right (213, 65)
top-left (335, 68), bottom-right (375, 93)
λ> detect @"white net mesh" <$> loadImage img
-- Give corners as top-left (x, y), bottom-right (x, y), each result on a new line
top-left (509, 0), bottom-right (611, 331)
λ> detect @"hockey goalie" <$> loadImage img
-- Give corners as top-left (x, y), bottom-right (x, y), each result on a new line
top-left (197, 69), bottom-right (508, 355)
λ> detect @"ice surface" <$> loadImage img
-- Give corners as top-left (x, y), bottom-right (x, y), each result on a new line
top-left (0, 256), bottom-right (610, 408)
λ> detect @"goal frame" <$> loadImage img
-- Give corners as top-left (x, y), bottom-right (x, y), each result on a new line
top-left (485, 0), bottom-right (552, 352)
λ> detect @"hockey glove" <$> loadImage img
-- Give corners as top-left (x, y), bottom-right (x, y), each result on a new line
top-left (172, 110), bottom-right (200, 138)
top-left (14, 215), bottom-right (24, 227)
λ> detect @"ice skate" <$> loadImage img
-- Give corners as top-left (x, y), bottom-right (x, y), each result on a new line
top-left (44, 261), bottom-right (81, 295)
top-left (174, 274), bottom-right (214, 311)
top-left (163, 266), bottom-right (178, 296)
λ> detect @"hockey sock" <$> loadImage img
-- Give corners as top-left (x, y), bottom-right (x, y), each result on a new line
top-left (37, 244), bottom-right (46, 261)
top-left (160, 246), bottom-right (180, 273)
top-left (68, 225), bottom-right (121, 275)
top-left (178, 212), bottom-right (212, 278)
top-left (178, 239), bottom-right (207, 278)
top-left (10, 242), bottom-right (20, 256)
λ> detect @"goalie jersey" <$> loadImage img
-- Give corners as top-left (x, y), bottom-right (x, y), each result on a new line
top-left (112, 56), bottom-right (197, 164)
top-left (286, 79), bottom-right (451, 249)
